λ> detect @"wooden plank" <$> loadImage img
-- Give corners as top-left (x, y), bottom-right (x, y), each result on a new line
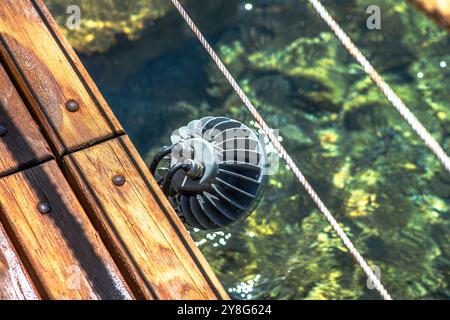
top-left (0, 160), bottom-right (133, 300)
top-left (409, 0), bottom-right (450, 30)
top-left (0, 62), bottom-right (52, 178)
top-left (0, 0), bottom-right (226, 299)
top-left (62, 135), bottom-right (229, 300)
top-left (0, 0), bottom-right (123, 158)
top-left (0, 224), bottom-right (39, 300)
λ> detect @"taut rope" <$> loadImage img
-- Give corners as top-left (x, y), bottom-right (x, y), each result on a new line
top-left (307, 0), bottom-right (450, 174)
top-left (169, 0), bottom-right (393, 300)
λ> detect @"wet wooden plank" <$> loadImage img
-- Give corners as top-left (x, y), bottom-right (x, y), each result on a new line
top-left (0, 224), bottom-right (39, 300)
top-left (0, 62), bottom-right (52, 178)
top-left (62, 135), bottom-right (228, 300)
top-left (0, 0), bottom-right (123, 159)
top-left (409, 0), bottom-right (450, 30)
top-left (0, 160), bottom-right (133, 300)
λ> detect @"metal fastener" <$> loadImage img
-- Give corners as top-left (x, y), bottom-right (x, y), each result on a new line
top-left (0, 125), bottom-right (7, 137)
top-left (112, 175), bottom-right (126, 186)
top-left (65, 100), bottom-right (79, 112)
top-left (37, 201), bottom-right (51, 214)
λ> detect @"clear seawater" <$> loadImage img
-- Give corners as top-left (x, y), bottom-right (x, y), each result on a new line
top-left (46, 0), bottom-right (450, 299)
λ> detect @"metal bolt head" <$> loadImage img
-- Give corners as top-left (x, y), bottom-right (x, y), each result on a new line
top-left (37, 201), bottom-right (51, 214)
top-left (0, 125), bottom-right (7, 137)
top-left (112, 175), bottom-right (126, 186)
top-left (65, 100), bottom-right (79, 112)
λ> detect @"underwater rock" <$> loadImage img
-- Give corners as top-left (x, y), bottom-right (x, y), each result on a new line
top-left (47, 0), bottom-right (450, 299)
top-left (45, 0), bottom-right (174, 54)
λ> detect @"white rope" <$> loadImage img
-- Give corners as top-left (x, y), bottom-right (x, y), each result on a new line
top-left (169, 0), bottom-right (392, 300)
top-left (307, 0), bottom-right (450, 174)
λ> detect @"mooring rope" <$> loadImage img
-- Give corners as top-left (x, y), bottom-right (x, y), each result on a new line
top-left (169, 0), bottom-right (392, 300)
top-left (307, 0), bottom-right (450, 174)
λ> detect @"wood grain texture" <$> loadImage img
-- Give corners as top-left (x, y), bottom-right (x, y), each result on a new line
top-left (63, 135), bottom-right (228, 300)
top-left (0, 62), bottom-right (52, 178)
top-left (0, 160), bottom-right (133, 300)
top-left (0, 223), bottom-right (39, 300)
top-left (409, 0), bottom-right (450, 30)
top-left (0, 0), bottom-right (225, 299)
top-left (0, 0), bottom-right (123, 158)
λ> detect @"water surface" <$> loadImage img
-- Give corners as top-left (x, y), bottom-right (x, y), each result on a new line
top-left (46, 0), bottom-right (450, 299)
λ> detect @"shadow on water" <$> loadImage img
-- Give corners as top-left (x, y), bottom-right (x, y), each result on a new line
top-left (79, 0), bottom-right (242, 156)
top-left (46, 0), bottom-right (450, 300)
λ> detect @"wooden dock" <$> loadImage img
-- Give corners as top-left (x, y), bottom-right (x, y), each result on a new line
top-left (409, 0), bottom-right (450, 31)
top-left (0, 0), bottom-right (227, 300)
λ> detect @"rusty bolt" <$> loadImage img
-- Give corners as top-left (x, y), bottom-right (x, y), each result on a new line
top-left (112, 175), bottom-right (126, 186)
top-left (65, 100), bottom-right (79, 112)
top-left (0, 125), bottom-right (7, 137)
top-left (37, 201), bottom-right (51, 214)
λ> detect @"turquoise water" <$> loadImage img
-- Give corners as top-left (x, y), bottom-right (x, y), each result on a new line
top-left (47, 0), bottom-right (450, 299)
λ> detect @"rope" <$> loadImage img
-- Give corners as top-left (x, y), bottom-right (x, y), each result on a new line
top-left (169, 0), bottom-right (392, 300)
top-left (307, 0), bottom-right (450, 174)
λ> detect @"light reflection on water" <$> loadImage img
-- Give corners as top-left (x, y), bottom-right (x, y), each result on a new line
top-left (46, 0), bottom-right (450, 299)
